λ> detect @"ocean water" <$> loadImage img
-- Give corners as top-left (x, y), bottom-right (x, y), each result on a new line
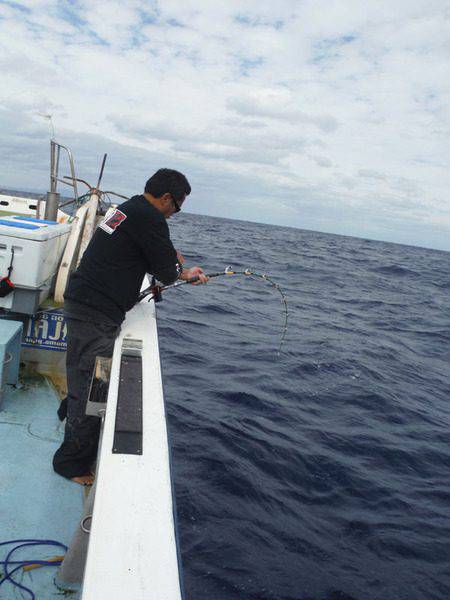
top-left (156, 213), bottom-right (450, 600)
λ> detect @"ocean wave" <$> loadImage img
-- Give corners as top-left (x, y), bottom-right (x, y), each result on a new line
top-left (159, 214), bottom-right (450, 600)
top-left (371, 264), bottom-right (419, 277)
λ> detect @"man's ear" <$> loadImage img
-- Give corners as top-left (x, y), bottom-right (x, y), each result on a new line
top-left (161, 192), bottom-right (172, 205)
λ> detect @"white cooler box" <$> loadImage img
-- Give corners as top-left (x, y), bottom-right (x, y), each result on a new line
top-left (0, 216), bottom-right (71, 314)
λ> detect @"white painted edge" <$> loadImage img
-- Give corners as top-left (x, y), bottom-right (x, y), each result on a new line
top-left (81, 299), bottom-right (183, 600)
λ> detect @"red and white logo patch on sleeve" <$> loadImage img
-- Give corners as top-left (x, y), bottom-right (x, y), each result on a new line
top-left (99, 209), bottom-right (127, 234)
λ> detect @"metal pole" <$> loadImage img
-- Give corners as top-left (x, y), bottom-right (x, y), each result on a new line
top-left (45, 140), bottom-right (60, 220)
top-left (44, 191), bottom-right (60, 221)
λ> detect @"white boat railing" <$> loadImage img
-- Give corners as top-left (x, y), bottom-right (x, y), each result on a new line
top-left (56, 295), bottom-right (184, 599)
top-left (80, 299), bottom-right (183, 599)
top-left (0, 193), bottom-right (41, 216)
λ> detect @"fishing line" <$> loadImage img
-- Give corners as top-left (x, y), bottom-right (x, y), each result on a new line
top-left (139, 266), bottom-right (289, 355)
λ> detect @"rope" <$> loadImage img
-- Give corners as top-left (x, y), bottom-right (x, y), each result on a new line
top-left (7, 247), bottom-right (14, 278)
top-left (0, 539), bottom-right (67, 600)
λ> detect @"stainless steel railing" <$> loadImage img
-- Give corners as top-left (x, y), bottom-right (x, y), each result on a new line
top-left (44, 140), bottom-right (79, 220)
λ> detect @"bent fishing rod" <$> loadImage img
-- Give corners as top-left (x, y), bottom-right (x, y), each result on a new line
top-left (138, 266), bottom-right (289, 355)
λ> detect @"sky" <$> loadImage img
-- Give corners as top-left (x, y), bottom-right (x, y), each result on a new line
top-left (0, 0), bottom-right (449, 251)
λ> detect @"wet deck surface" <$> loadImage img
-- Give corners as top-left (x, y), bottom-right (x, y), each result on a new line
top-left (0, 376), bottom-right (82, 598)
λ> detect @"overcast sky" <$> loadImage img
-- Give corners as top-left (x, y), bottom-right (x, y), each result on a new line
top-left (0, 0), bottom-right (449, 251)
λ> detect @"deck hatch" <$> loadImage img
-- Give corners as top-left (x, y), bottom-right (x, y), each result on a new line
top-left (113, 353), bottom-right (143, 455)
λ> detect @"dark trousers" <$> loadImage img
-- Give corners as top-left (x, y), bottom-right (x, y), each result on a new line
top-left (53, 318), bottom-right (120, 479)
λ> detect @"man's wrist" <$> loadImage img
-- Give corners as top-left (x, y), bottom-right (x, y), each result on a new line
top-left (179, 268), bottom-right (191, 281)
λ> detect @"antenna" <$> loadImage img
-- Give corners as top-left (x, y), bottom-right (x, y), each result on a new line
top-left (36, 113), bottom-right (55, 139)
top-left (96, 154), bottom-right (107, 190)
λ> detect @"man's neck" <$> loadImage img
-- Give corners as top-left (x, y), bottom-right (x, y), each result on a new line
top-left (142, 192), bottom-right (172, 219)
top-left (143, 193), bottom-right (163, 212)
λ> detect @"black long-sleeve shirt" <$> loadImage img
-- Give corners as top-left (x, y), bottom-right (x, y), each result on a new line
top-left (64, 195), bottom-right (182, 324)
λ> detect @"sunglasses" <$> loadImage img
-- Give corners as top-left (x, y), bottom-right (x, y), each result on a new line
top-left (172, 197), bottom-right (182, 212)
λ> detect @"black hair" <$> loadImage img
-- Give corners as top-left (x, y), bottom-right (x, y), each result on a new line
top-left (144, 168), bottom-right (191, 202)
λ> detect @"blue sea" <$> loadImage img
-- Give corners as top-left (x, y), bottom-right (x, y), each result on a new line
top-left (156, 214), bottom-right (450, 600)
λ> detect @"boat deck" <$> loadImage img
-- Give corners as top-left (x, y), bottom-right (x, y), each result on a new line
top-left (0, 375), bottom-right (83, 599)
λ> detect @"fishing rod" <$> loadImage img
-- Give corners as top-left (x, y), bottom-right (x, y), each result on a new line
top-left (139, 266), bottom-right (289, 355)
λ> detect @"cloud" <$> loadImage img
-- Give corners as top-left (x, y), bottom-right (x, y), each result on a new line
top-left (227, 94), bottom-right (339, 132)
top-left (0, 0), bottom-right (449, 249)
top-left (313, 156), bottom-right (333, 168)
top-left (358, 169), bottom-right (386, 180)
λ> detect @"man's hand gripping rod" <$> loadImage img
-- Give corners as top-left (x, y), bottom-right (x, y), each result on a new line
top-left (138, 266), bottom-right (238, 303)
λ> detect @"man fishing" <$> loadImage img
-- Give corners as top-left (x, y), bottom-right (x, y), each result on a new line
top-left (53, 168), bottom-right (207, 485)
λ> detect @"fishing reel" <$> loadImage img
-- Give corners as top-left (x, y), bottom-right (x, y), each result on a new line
top-left (151, 284), bottom-right (163, 303)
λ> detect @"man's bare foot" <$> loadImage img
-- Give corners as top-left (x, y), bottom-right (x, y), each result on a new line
top-left (71, 473), bottom-right (94, 486)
